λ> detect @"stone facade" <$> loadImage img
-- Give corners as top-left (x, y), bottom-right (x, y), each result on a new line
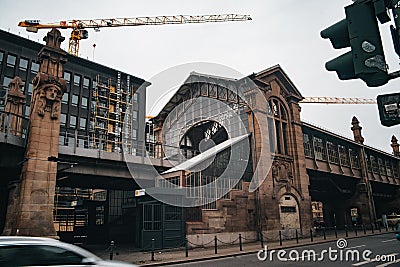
top-left (155, 66), bottom-right (313, 241)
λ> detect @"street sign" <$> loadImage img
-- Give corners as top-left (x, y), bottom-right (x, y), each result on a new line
top-left (377, 92), bottom-right (400, 126)
top-left (135, 189), bottom-right (146, 197)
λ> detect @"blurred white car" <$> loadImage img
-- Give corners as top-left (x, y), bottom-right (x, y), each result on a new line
top-left (0, 236), bottom-right (137, 267)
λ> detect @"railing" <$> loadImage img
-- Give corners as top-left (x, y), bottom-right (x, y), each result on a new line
top-left (58, 130), bottom-right (182, 159)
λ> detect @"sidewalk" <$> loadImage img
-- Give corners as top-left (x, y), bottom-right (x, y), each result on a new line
top-left (86, 229), bottom-right (395, 266)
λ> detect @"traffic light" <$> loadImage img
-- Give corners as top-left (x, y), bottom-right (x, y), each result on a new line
top-left (377, 93), bottom-right (400, 126)
top-left (321, 0), bottom-right (389, 87)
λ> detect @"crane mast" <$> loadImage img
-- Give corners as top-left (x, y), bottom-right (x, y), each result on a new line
top-left (18, 14), bottom-right (252, 56)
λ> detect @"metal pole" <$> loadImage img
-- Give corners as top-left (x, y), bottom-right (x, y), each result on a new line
top-left (214, 236), bottom-right (218, 254)
top-left (334, 226), bottom-right (338, 238)
top-left (296, 229), bottom-right (299, 244)
top-left (185, 237), bottom-right (188, 257)
top-left (310, 228), bottom-right (313, 242)
top-left (279, 230), bottom-right (282, 246)
top-left (371, 223), bottom-right (374, 233)
top-left (239, 234), bottom-right (243, 251)
top-left (323, 228), bottom-right (326, 240)
top-left (109, 240), bottom-right (114, 260)
top-left (151, 238), bottom-right (155, 261)
top-left (363, 224), bottom-right (366, 235)
top-left (345, 225), bottom-right (348, 237)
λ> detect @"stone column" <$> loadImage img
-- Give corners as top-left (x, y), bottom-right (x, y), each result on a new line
top-left (350, 117), bottom-right (376, 225)
top-left (7, 29), bottom-right (67, 237)
top-left (391, 135), bottom-right (399, 157)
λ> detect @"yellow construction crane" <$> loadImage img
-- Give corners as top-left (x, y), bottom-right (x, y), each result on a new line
top-left (300, 97), bottom-right (376, 104)
top-left (18, 14), bottom-right (252, 56)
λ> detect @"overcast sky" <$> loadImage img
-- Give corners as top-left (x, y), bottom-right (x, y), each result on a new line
top-left (1, 0), bottom-right (399, 153)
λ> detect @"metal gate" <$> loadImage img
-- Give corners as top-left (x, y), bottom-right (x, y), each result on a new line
top-left (140, 201), bottom-right (184, 250)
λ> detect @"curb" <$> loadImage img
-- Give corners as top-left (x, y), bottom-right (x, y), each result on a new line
top-left (140, 231), bottom-right (395, 266)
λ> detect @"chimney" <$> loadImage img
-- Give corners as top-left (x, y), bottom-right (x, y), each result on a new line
top-left (391, 135), bottom-right (400, 157)
top-left (351, 116), bottom-right (364, 144)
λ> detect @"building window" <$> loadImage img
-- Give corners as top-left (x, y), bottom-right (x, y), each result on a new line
top-left (144, 204), bottom-right (162, 230)
top-left (81, 96), bottom-right (88, 109)
top-left (80, 117), bottom-right (86, 130)
top-left (2, 76), bottom-right (12, 88)
top-left (60, 113), bottom-right (67, 126)
top-left (370, 155), bottom-right (379, 173)
top-left (133, 93), bottom-right (138, 103)
top-left (349, 148), bottom-right (360, 169)
top-left (0, 51), bottom-right (3, 64)
top-left (31, 62), bottom-right (39, 74)
top-left (338, 144), bottom-right (349, 166)
top-left (71, 94), bottom-right (79, 106)
top-left (27, 83), bottom-right (33, 95)
top-left (64, 71), bottom-right (71, 83)
top-left (378, 158), bottom-right (387, 175)
top-left (69, 115), bottom-right (76, 128)
top-left (303, 133), bottom-right (313, 158)
top-left (386, 160), bottom-right (393, 177)
top-left (327, 141), bottom-right (339, 164)
top-left (6, 54), bottom-right (16, 68)
top-left (267, 99), bottom-right (289, 155)
top-left (313, 136), bottom-right (326, 161)
top-left (24, 106), bottom-right (30, 117)
top-left (83, 77), bottom-right (90, 88)
top-left (62, 93), bottom-right (69, 104)
top-left (19, 58), bottom-right (28, 71)
top-left (73, 74), bottom-right (81, 87)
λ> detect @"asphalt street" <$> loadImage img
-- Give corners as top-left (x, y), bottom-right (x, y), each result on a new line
top-left (169, 233), bottom-right (400, 267)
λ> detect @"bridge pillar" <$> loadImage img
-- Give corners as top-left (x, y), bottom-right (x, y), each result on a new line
top-left (2, 29), bottom-right (67, 237)
top-left (346, 182), bottom-right (375, 226)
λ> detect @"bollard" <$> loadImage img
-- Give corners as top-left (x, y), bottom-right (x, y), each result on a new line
top-left (151, 238), bottom-right (155, 261)
top-left (109, 240), bottom-right (115, 260)
top-left (310, 228), bottom-right (313, 242)
top-left (185, 237), bottom-right (188, 257)
top-left (323, 228), bottom-right (326, 240)
top-left (355, 226), bottom-right (358, 236)
top-left (239, 234), bottom-right (243, 251)
top-left (371, 223), bottom-right (374, 234)
top-left (260, 231), bottom-right (264, 248)
top-left (386, 225), bottom-right (388, 232)
top-left (363, 224), bottom-right (366, 235)
top-left (345, 225), bottom-right (348, 237)
top-left (214, 236), bottom-right (218, 254)
top-left (334, 226), bottom-right (338, 238)
top-left (295, 229), bottom-right (299, 244)
top-left (279, 230), bottom-right (282, 246)
top-left (378, 223), bottom-right (381, 233)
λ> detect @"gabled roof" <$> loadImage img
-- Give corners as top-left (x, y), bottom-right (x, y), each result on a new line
top-left (153, 65), bottom-right (303, 124)
top-left (250, 64), bottom-right (303, 101)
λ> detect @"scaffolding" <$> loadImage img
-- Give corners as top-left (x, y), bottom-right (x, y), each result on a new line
top-left (53, 187), bottom-right (93, 232)
top-left (91, 72), bottom-right (134, 152)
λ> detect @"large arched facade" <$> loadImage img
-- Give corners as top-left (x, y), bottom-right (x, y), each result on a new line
top-left (151, 65), bottom-right (312, 242)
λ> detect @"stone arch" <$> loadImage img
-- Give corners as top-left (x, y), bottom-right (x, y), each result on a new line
top-left (277, 191), bottom-right (301, 230)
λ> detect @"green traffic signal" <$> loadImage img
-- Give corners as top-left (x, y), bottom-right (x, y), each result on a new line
top-left (321, 0), bottom-right (389, 87)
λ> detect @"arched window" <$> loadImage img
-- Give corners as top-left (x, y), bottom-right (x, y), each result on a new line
top-left (267, 99), bottom-right (289, 155)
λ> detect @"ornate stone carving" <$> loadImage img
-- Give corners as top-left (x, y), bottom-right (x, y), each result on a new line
top-left (5, 76), bottom-right (26, 108)
top-left (32, 73), bottom-right (66, 119)
top-left (272, 160), bottom-right (293, 184)
top-left (272, 160), bottom-right (295, 198)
